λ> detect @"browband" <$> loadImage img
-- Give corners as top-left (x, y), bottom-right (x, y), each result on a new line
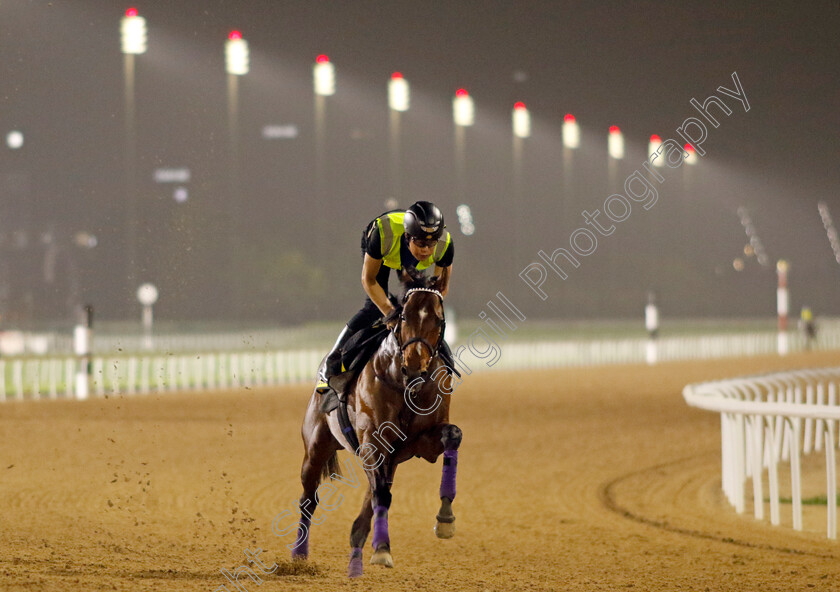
top-left (404, 287), bottom-right (443, 302)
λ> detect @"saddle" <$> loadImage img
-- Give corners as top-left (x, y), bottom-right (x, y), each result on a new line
top-left (318, 322), bottom-right (389, 415)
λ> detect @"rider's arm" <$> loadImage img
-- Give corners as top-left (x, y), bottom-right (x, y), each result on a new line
top-left (434, 264), bottom-right (452, 299)
top-left (362, 254), bottom-right (396, 317)
top-left (433, 237), bottom-right (454, 298)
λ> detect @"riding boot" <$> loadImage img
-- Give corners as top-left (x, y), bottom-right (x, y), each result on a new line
top-left (316, 325), bottom-right (353, 395)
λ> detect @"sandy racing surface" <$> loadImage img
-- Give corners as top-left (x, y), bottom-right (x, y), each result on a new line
top-left (2, 351), bottom-right (840, 591)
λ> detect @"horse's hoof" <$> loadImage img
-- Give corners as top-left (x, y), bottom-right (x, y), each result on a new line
top-left (290, 530), bottom-right (309, 559)
top-left (370, 547), bottom-right (394, 568)
top-left (290, 544), bottom-right (309, 560)
top-left (348, 548), bottom-right (364, 577)
top-left (435, 520), bottom-right (456, 539)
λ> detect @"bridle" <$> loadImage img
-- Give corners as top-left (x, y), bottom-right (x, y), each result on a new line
top-left (393, 287), bottom-right (445, 366)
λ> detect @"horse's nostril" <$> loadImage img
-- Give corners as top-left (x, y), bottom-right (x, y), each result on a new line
top-left (420, 370), bottom-right (428, 378)
top-left (401, 366), bottom-right (407, 375)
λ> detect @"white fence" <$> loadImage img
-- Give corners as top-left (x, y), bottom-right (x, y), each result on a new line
top-left (2, 327), bottom-right (839, 401)
top-left (4, 318), bottom-right (839, 357)
top-left (683, 367), bottom-right (839, 539)
top-left (492, 328), bottom-right (840, 370)
top-left (0, 350), bottom-right (323, 401)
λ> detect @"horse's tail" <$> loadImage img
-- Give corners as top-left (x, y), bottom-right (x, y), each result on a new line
top-left (320, 449), bottom-right (340, 483)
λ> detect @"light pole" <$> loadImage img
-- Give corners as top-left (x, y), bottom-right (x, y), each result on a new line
top-left (607, 125), bottom-right (624, 191)
top-left (511, 102), bottom-right (530, 203)
top-left (562, 114), bottom-right (580, 150)
top-left (647, 135), bottom-right (667, 237)
top-left (452, 89), bottom-right (474, 204)
top-left (605, 125), bottom-right (628, 279)
top-left (679, 142), bottom-right (699, 247)
top-left (225, 30), bottom-right (249, 318)
top-left (776, 260), bottom-right (789, 356)
top-left (562, 113), bottom-right (580, 222)
top-left (121, 7), bottom-right (147, 308)
top-left (682, 142), bottom-right (697, 194)
top-left (648, 135), bottom-right (664, 168)
top-left (73, 305), bottom-right (94, 400)
top-left (313, 55), bottom-right (335, 206)
top-left (137, 282), bottom-right (158, 351)
top-left (645, 291), bottom-right (659, 365)
top-left (388, 72), bottom-right (409, 201)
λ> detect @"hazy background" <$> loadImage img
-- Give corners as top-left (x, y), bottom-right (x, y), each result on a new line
top-left (1, 0), bottom-right (838, 327)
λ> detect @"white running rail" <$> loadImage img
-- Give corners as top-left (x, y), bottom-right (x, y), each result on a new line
top-left (683, 367), bottom-right (840, 539)
top-left (0, 350), bottom-right (323, 402)
top-left (2, 329), bottom-right (839, 401)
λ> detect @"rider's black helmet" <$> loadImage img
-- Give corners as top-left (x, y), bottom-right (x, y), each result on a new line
top-left (404, 201), bottom-right (444, 241)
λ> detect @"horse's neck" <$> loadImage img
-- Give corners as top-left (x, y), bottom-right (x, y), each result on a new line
top-left (370, 333), bottom-right (447, 402)
top-left (371, 333), bottom-right (405, 392)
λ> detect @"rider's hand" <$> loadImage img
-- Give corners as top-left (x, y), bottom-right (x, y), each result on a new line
top-left (383, 307), bottom-right (400, 331)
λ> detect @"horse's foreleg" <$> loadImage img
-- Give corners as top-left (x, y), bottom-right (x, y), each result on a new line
top-left (435, 424), bottom-right (462, 539)
top-left (346, 489), bottom-right (373, 577)
top-left (399, 423), bottom-right (463, 538)
top-left (369, 462), bottom-right (395, 568)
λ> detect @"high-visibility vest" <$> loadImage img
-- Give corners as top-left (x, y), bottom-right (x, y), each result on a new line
top-left (374, 212), bottom-right (451, 271)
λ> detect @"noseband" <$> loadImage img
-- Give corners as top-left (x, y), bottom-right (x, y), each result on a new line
top-left (394, 287), bottom-right (445, 364)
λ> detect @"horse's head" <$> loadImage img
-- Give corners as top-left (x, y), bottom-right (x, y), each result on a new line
top-left (395, 271), bottom-right (445, 381)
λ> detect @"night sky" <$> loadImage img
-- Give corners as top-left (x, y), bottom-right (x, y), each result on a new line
top-left (1, 1), bottom-right (838, 324)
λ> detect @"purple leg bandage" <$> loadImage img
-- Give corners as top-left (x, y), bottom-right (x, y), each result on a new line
top-left (439, 449), bottom-right (458, 500)
top-left (348, 547), bottom-right (363, 578)
top-left (371, 505), bottom-right (390, 549)
top-left (290, 517), bottom-right (310, 558)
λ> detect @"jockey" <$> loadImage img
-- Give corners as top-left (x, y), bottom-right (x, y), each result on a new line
top-left (316, 200), bottom-right (454, 398)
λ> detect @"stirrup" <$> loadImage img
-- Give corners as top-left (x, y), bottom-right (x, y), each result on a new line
top-left (316, 360), bottom-right (345, 393)
top-left (316, 367), bottom-right (329, 393)
top-left (316, 369), bottom-right (330, 389)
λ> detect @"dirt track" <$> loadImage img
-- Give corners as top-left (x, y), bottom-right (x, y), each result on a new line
top-left (1, 351), bottom-right (839, 591)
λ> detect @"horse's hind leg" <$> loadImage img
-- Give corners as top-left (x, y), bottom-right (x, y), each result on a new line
top-left (347, 460), bottom-right (396, 575)
top-left (435, 424), bottom-right (462, 539)
top-left (346, 489), bottom-right (374, 578)
top-left (291, 453), bottom-right (322, 559)
top-left (292, 400), bottom-right (339, 559)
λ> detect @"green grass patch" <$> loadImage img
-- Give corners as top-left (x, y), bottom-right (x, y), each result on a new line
top-left (765, 495), bottom-right (840, 506)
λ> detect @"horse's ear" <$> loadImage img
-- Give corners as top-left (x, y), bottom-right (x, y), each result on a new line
top-left (429, 275), bottom-right (441, 290)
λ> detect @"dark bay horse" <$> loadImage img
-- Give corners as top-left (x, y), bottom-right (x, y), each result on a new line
top-left (292, 274), bottom-right (462, 577)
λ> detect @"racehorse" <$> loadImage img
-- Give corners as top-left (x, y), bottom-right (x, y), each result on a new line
top-left (292, 272), bottom-right (462, 577)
